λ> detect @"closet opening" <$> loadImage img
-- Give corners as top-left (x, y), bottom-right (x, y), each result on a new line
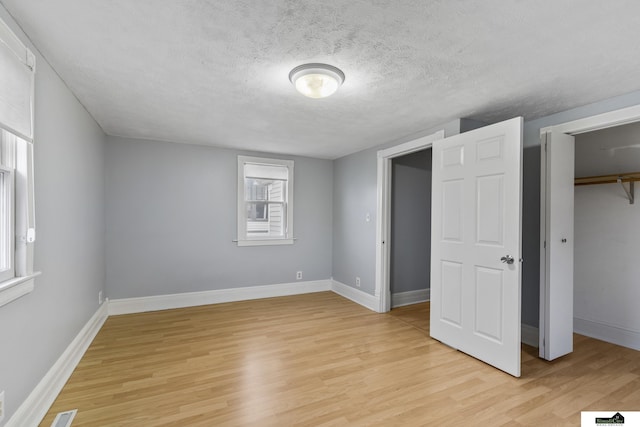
top-left (540, 105), bottom-right (640, 359)
top-left (572, 122), bottom-right (640, 351)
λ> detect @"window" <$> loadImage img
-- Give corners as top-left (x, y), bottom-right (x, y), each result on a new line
top-left (0, 16), bottom-right (38, 307)
top-left (237, 156), bottom-right (294, 246)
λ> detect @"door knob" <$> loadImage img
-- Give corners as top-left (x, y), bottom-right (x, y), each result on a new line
top-left (501, 255), bottom-right (514, 265)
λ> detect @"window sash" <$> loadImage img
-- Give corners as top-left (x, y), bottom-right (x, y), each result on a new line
top-left (245, 201), bottom-right (287, 236)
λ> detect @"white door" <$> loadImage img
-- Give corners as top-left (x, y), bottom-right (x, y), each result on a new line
top-left (430, 117), bottom-right (523, 377)
top-left (540, 130), bottom-right (575, 360)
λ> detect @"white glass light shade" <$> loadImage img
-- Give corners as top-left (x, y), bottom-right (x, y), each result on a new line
top-left (289, 64), bottom-right (345, 99)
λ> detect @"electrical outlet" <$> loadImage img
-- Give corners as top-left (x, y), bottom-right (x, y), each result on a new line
top-left (355, 277), bottom-right (361, 287)
top-left (0, 390), bottom-right (5, 423)
top-left (98, 291), bottom-right (104, 305)
top-left (296, 271), bottom-right (303, 280)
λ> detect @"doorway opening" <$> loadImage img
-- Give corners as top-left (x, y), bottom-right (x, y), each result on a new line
top-left (374, 130), bottom-right (443, 313)
top-left (389, 148), bottom-right (432, 310)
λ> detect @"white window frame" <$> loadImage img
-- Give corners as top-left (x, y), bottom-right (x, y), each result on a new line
top-left (237, 155), bottom-right (294, 246)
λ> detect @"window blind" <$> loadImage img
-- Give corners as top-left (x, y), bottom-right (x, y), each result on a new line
top-left (0, 17), bottom-right (35, 142)
top-left (244, 162), bottom-right (289, 181)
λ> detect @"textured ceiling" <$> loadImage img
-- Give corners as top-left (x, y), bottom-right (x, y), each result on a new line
top-left (3, 1), bottom-right (640, 158)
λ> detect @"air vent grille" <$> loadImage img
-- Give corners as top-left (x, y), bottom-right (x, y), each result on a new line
top-left (51, 409), bottom-right (77, 427)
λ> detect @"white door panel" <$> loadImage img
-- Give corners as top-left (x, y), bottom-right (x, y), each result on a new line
top-left (442, 179), bottom-right (464, 242)
top-left (475, 266), bottom-right (504, 342)
top-left (540, 131), bottom-right (575, 360)
top-left (441, 260), bottom-right (463, 327)
top-left (476, 174), bottom-right (504, 245)
top-left (431, 117), bottom-right (523, 377)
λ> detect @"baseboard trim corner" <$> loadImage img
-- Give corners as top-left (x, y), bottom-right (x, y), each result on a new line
top-left (391, 289), bottom-right (430, 308)
top-left (331, 280), bottom-right (380, 312)
top-left (7, 302), bottom-right (109, 427)
top-left (574, 317), bottom-right (640, 351)
top-left (108, 280), bottom-right (333, 316)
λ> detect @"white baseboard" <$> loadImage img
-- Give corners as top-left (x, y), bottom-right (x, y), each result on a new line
top-left (521, 323), bottom-right (539, 348)
top-left (7, 302), bottom-right (109, 427)
top-left (391, 289), bottom-right (430, 308)
top-left (574, 317), bottom-right (640, 351)
top-left (331, 280), bottom-right (380, 312)
top-left (108, 280), bottom-right (332, 315)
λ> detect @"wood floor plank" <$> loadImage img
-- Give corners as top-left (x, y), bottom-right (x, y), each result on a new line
top-left (39, 293), bottom-right (640, 426)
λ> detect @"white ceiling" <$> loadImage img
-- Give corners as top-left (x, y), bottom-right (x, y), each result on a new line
top-left (3, 1), bottom-right (640, 159)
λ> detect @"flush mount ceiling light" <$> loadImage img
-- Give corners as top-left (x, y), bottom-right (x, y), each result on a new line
top-left (289, 63), bottom-right (345, 99)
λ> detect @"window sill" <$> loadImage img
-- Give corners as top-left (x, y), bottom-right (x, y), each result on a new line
top-left (236, 238), bottom-right (295, 247)
top-left (0, 271), bottom-right (41, 308)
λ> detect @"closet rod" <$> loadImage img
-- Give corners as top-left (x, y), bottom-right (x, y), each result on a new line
top-left (574, 171), bottom-right (640, 186)
top-left (574, 172), bottom-right (639, 204)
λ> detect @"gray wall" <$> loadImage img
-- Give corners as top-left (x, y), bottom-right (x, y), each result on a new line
top-left (105, 137), bottom-right (333, 298)
top-left (333, 90), bottom-right (640, 328)
top-left (0, 5), bottom-right (106, 422)
top-left (390, 149), bottom-right (431, 294)
top-left (332, 147), bottom-right (378, 292)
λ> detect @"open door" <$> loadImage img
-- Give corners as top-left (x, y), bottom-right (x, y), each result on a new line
top-left (430, 117), bottom-right (523, 377)
top-left (540, 130), bottom-right (575, 360)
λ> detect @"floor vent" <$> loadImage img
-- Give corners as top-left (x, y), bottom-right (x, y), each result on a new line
top-left (51, 409), bottom-right (77, 427)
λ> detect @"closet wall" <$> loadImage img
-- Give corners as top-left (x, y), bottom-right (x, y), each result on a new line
top-left (574, 124), bottom-right (640, 350)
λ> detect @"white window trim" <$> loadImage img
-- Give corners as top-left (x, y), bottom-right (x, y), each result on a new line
top-left (237, 155), bottom-right (294, 246)
top-left (0, 272), bottom-right (41, 307)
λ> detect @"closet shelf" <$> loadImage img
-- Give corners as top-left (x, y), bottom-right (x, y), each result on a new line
top-left (574, 172), bottom-right (639, 204)
top-left (574, 172), bottom-right (640, 186)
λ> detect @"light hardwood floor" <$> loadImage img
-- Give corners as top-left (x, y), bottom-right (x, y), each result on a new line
top-left (41, 292), bottom-right (640, 426)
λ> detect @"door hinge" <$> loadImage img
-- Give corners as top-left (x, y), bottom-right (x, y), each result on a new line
top-left (543, 240), bottom-right (546, 248)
